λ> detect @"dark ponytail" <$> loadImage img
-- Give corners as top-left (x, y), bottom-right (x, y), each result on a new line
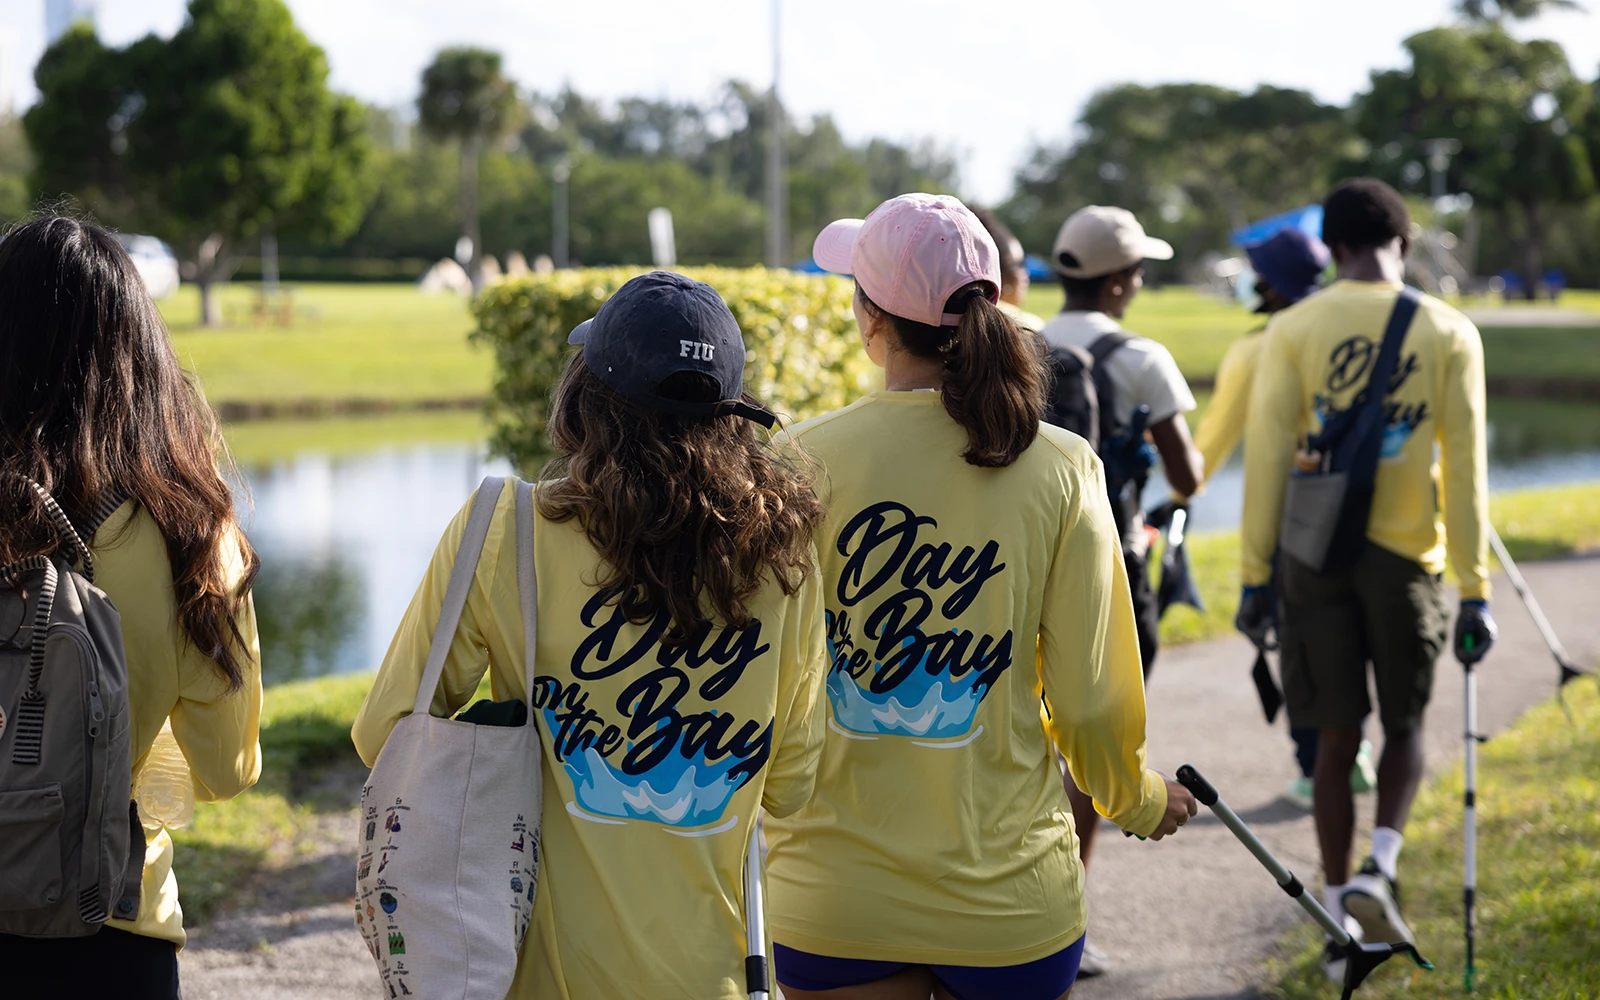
top-left (859, 281), bottom-right (1047, 467)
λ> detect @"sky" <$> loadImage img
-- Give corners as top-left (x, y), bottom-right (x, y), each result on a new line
top-left (2, 0), bottom-right (1597, 204)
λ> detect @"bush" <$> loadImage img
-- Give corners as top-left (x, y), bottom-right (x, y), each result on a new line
top-left (471, 267), bottom-right (875, 471)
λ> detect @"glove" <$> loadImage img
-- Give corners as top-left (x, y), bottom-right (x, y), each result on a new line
top-left (1454, 599), bottom-right (1497, 665)
top-left (1145, 499), bottom-right (1183, 531)
top-left (1235, 585), bottom-right (1278, 651)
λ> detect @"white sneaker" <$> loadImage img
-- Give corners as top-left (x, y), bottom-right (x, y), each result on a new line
top-left (1342, 858), bottom-right (1414, 945)
top-left (1076, 938), bottom-right (1111, 978)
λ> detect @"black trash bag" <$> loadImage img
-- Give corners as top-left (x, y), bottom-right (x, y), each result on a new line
top-left (1251, 648), bottom-right (1283, 724)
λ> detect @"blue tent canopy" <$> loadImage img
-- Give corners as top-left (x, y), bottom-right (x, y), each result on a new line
top-left (1230, 204), bottom-right (1322, 248)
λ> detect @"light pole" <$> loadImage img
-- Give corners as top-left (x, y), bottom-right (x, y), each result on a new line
top-left (764, 0), bottom-right (786, 268)
top-left (1420, 138), bottom-right (1462, 209)
top-left (552, 154), bottom-right (571, 269)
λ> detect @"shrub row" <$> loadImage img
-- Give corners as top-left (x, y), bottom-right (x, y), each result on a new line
top-left (471, 267), bottom-right (875, 471)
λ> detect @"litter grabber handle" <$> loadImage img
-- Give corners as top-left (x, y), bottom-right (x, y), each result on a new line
top-left (1174, 766), bottom-right (1347, 944)
top-left (744, 823), bottom-right (770, 1000)
top-left (1175, 765), bottom-right (1434, 1000)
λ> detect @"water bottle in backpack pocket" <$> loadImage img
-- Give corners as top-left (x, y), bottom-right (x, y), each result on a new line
top-left (0, 477), bottom-right (143, 936)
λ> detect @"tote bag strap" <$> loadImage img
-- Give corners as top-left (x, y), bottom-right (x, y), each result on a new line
top-left (412, 476), bottom-right (507, 717)
top-left (515, 478), bottom-right (538, 706)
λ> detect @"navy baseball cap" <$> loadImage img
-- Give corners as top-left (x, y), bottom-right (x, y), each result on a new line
top-left (567, 271), bottom-right (776, 428)
top-left (1246, 228), bottom-right (1331, 306)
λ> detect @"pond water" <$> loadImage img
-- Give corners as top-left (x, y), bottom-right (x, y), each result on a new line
top-left (240, 397), bottom-right (1600, 685)
top-left (1159, 396), bottom-right (1600, 532)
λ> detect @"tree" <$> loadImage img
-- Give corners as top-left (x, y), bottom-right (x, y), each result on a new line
top-left (1348, 25), bottom-right (1595, 295)
top-left (24, 0), bottom-right (371, 325)
top-left (1456, 0), bottom-right (1586, 21)
top-left (417, 48), bottom-right (518, 290)
top-left (1005, 83), bottom-right (1356, 274)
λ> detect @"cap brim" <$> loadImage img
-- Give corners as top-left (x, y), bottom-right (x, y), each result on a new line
top-left (1141, 236), bottom-right (1175, 262)
top-left (813, 219), bottom-right (863, 275)
top-left (566, 318), bottom-right (593, 345)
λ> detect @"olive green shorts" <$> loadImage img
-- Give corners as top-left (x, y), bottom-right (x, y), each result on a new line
top-left (1279, 542), bottom-right (1450, 733)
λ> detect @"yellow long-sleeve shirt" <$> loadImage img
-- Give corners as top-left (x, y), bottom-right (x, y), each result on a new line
top-left (1241, 280), bottom-right (1490, 598)
top-left (93, 501), bottom-right (263, 947)
top-left (1194, 329), bottom-right (1267, 484)
top-left (764, 391), bottom-right (1166, 967)
top-left (353, 480), bottom-right (829, 1000)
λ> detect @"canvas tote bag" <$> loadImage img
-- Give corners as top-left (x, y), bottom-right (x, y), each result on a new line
top-left (356, 476), bottom-right (543, 1000)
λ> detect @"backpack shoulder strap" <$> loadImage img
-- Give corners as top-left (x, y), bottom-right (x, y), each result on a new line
top-left (79, 490), bottom-right (130, 543)
top-left (6, 476), bottom-right (94, 584)
top-left (1088, 331), bottom-right (1134, 366)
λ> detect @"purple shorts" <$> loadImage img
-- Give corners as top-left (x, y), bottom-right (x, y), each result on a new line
top-left (773, 937), bottom-right (1085, 1000)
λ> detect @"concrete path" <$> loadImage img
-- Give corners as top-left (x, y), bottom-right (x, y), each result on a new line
top-left (179, 557), bottom-right (1600, 999)
top-left (1074, 555), bottom-right (1600, 999)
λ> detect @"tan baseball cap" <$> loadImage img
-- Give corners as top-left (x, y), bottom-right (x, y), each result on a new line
top-left (1051, 206), bottom-right (1174, 278)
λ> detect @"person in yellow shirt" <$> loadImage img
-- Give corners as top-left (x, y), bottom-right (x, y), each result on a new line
top-left (0, 217), bottom-right (263, 1000)
top-left (765, 193), bottom-right (1197, 1000)
top-left (973, 208), bottom-right (1045, 331)
top-left (354, 271), bottom-right (830, 1000)
top-left (1194, 227), bottom-right (1377, 811)
top-left (1237, 180), bottom-right (1497, 977)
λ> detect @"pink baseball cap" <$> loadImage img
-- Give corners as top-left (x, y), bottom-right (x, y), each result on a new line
top-left (813, 193), bottom-right (1001, 327)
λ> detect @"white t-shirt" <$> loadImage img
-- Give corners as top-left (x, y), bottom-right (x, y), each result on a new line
top-left (1036, 310), bottom-right (1197, 430)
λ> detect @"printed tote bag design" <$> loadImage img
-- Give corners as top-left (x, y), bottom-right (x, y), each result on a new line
top-left (356, 477), bottom-right (543, 999)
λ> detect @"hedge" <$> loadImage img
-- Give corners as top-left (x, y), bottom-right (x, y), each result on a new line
top-left (471, 267), bottom-right (876, 471)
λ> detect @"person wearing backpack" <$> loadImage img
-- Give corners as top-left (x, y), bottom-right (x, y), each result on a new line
top-left (1237, 179), bottom-right (1496, 981)
top-left (1033, 204), bottom-right (1203, 977)
top-left (763, 194), bottom-right (1197, 1000)
top-left (0, 216), bottom-right (263, 999)
top-left (1192, 228), bottom-right (1378, 813)
top-left (353, 271), bottom-right (830, 1000)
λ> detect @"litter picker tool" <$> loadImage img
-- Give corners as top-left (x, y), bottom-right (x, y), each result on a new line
top-left (1174, 765), bottom-right (1433, 1000)
top-left (1487, 525), bottom-right (1591, 717)
top-left (1458, 633), bottom-right (1488, 992)
top-left (744, 822), bottom-right (771, 1000)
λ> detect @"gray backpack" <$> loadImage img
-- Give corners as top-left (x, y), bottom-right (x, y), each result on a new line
top-left (0, 477), bottom-right (141, 937)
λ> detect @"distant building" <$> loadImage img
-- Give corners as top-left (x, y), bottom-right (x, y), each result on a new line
top-left (46, 0), bottom-right (98, 44)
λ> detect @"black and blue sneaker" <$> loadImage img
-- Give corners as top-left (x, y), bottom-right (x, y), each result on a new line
top-left (1342, 857), bottom-right (1414, 945)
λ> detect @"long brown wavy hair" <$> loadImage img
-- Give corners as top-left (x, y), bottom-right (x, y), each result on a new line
top-left (0, 216), bottom-right (260, 689)
top-left (859, 281), bottom-right (1048, 467)
top-left (536, 352), bottom-right (823, 645)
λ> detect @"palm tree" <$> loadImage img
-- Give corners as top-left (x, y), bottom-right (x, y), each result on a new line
top-left (418, 48), bottom-right (518, 290)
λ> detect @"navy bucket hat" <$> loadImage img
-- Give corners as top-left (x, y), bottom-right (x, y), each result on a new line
top-left (1246, 229), bottom-right (1332, 306)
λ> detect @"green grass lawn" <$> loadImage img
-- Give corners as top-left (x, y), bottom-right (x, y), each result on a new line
top-left (1267, 679), bottom-right (1600, 998)
top-left (1024, 284), bottom-right (1600, 384)
top-left (222, 409), bottom-right (492, 466)
top-left (160, 283), bottom-right (490, 407)
top-left (153, 282), bottom-right (1600, 410)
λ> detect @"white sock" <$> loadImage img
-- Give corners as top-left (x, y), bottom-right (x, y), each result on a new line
top-left (1322, 884), bottom-right (1347, 931)
top-left (1370, 826), bottom-right (1404, 880)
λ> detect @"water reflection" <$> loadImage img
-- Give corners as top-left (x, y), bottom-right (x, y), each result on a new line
top-left (1151, 395), bottom-right (1600, 532)
top-left (237, 444), bottom-right (512, 684)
